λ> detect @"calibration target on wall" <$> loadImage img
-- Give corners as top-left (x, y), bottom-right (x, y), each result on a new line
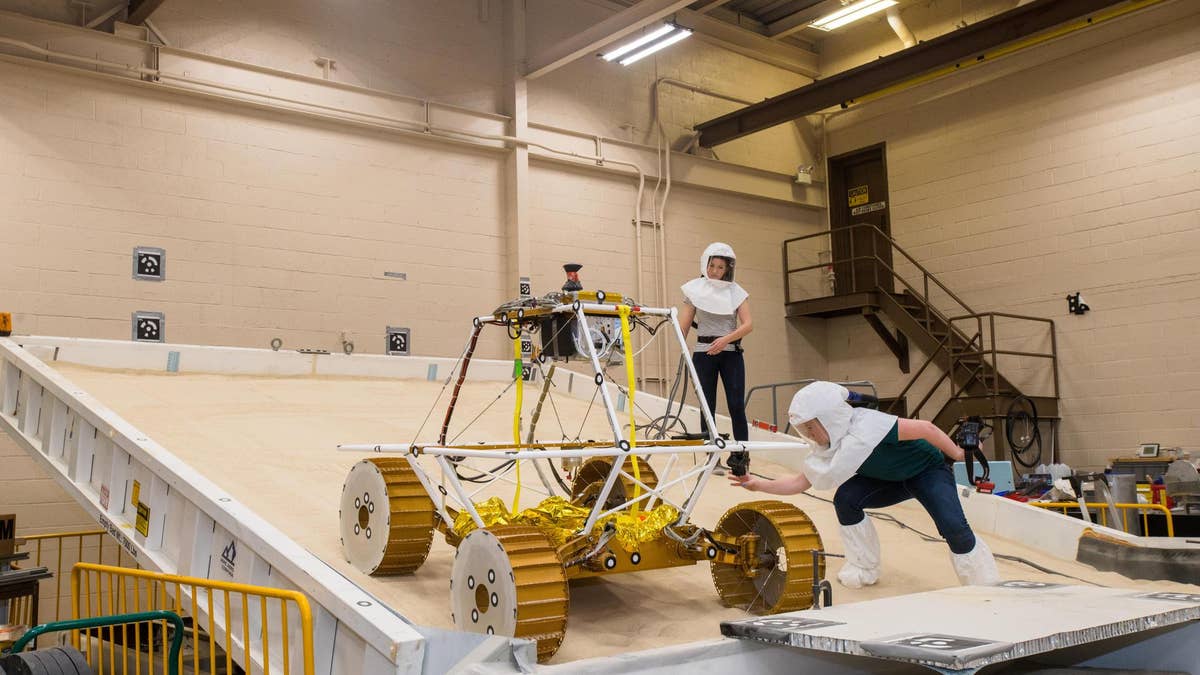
top-left (132, 246), bottom-right (165, 281)
top-left (132, 312), bottom-right (164, 342)
top-left (386, 327), bottom-right (410, 356)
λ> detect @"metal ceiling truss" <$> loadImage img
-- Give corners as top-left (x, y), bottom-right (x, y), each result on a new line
top-left (695, 0), bottom-right (1157, 147)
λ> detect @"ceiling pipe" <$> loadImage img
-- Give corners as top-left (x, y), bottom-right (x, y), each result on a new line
top-left (886, 6), bottom-right (917, 48)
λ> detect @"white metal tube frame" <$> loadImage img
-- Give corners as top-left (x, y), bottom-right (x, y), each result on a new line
top-left (339, 300), bottom-right (809, 540)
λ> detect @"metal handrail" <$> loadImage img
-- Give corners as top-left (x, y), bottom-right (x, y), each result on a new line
top-left (949, 312), bottom-right (1059, 400)
top-left (784, 225), bottom-right (1059, 419)
top-left (784, 223), bottom-right (976, 319)
top-left (6, 611), bottom-right (185, 675)
top-left (17, 529), bottom-right (136, 624)
top-left (72, 563), bottom-right (316, 675)
top-left (1030, 501), bottom-right (1174, 537)
top-left (745, 379), bottom-right (878, 433)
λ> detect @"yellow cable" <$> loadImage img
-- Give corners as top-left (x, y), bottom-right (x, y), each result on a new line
top-left (617, 306), bottom-right (641, 514)
top-left (512, 335), bottom-right (523, 516)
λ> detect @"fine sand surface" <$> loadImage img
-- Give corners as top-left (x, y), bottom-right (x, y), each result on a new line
top-left (52, 364), bottom-right (1198, 664)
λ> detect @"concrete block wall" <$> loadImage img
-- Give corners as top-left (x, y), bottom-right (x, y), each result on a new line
top-left (152, 0), bottom-right (507, 113)
top-left (0, 58), bottom-right (511, 358)
top-left (823, 2), bottom-right (1200, 469)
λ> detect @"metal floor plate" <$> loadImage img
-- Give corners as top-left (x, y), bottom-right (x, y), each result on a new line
top-left (721, 581), bottom-right (1200, 673)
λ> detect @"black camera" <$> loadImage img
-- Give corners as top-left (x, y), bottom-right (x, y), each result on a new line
top-left (956, 416), bottom-right (984, 451)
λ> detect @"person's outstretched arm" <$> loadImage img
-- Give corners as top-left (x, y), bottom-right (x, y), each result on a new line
top-left (897, 418), bottom-right (965, 461)
top-left (729, 471), bottom-right (811, 494)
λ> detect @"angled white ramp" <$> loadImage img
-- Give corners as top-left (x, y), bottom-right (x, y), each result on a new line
top-left (721, 582), bottom-right (1200, 674)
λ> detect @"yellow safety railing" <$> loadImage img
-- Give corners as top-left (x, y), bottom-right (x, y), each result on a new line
top-left (15, 529), bottom-right (138, 624)
top-left (1030, 502), bottom-right (1174, 538)
top-left (71, 563), bottom-right (315, 675)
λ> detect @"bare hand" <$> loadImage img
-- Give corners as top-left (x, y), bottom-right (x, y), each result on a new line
top-left (729, 474), bottom-right (763, 491)
top-left (706, 336), bottom-right (731, 355)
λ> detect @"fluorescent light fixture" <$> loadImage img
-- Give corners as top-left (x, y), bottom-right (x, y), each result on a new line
top-left (602, 23), bottom-right (677, 62)
top-left (618, 28), bottom-right (692, 66)
top-left (810, 0), bottom-right (897, 31)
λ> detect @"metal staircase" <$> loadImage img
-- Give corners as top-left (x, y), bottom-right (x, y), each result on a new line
top-left (783, 224), bottom-right (1059, 464)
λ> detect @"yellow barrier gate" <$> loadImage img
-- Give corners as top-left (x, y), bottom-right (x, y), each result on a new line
top-left (71, 563), bottom-right (315, 675)
top-left (1030, 502), bottom-right (1175, 538)
top-left (15, 529), bottom-right (137, 626)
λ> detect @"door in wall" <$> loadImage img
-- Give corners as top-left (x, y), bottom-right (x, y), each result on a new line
top-left (828, 143), bottom-right (894, 295)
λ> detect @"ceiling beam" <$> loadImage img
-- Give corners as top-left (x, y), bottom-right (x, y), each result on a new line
top-left (759, 0), bottom-right (829, 26)
top-left (126, 0), bottom-right (167, 25)
top-left (694, 0), bottom-right (734, 13)
top-left (765, 0), bottom-right (841, 40)
top-left (525, 0), bottom-right (696, 79)
top-left (676, 8), bottom-right (819, 77)
top-left (696, 0), bottom-right (1141, 147)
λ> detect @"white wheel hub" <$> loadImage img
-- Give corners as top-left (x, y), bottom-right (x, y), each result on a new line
top-left (339, 460), bottom-right (391, 573)
top-left (451, 529), bottom-right (519, 636)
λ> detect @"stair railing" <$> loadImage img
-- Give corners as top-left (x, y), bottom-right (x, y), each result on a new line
top-left (784, 225), bottom-right (1058, 420)
top-left (948, 312), bottom-right (1059, 401)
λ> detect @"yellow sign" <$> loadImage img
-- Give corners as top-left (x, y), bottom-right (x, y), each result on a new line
top-left (131, 480), bottom-right (140, 507)
top-left (848, 185), bottom-right (869, 207)
top-left (135, 502), bottom-right (150, 536)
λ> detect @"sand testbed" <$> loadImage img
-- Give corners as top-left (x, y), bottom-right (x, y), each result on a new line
top-left (51, 364), bottom-right (1196, 664)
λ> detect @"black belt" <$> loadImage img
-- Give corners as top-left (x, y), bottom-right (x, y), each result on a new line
top-left (697, 335), bottom-right (743, 351)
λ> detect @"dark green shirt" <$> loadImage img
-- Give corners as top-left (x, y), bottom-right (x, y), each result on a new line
top-left (855, 421), bottom-right (943, 481)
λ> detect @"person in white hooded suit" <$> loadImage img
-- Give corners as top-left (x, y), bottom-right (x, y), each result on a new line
top-left (679, 242), bottom-right (753, 476)
top-left (730, 381), bottom-right (1000, 587)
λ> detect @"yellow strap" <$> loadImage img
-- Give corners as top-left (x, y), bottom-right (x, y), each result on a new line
top-left (511, 336), bottom-right (523, 516)
top-left (617, 306), bottom-right (641, 514)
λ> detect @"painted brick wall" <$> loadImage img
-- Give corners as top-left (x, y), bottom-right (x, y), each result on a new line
top-left (0, 434), bottom-right (93, 533)
top-left (151, 0), bottom-right (507, 113)
top-left (0, 58), bottom-right (510, 358)
top-left (823, 3), bottom-right (1200, 469)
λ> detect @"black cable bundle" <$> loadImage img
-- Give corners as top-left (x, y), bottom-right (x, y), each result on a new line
top-left (1005, 395), bottom-right (1043, 468)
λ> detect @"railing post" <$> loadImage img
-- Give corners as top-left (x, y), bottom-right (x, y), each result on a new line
top-left (989, 314), bottom-right (997, 398)
top-left (849, 225), bottom-right (856, 293)
top-left (782, 239), bottom-right (790, 304)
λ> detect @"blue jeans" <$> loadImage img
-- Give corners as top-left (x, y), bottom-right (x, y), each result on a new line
top-left (833, 463), bottom-right (976, 554)
top-left (692, 350), bottom-right (748, 442)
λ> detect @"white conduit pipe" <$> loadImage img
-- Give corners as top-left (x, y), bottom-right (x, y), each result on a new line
top-left (887, 7), bottom-right (917, 48)
top-left (0, 36), bottom-right (645, 294)
top-left (651, 77), bottom-right (757, 389)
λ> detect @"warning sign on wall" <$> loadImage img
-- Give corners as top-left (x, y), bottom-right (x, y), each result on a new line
top-left (851, 201), bottom-right (887, 216)
top-left (135, 502), bottom-right (151, 537)
top-left (848, 185), bottom-right (869, 207)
